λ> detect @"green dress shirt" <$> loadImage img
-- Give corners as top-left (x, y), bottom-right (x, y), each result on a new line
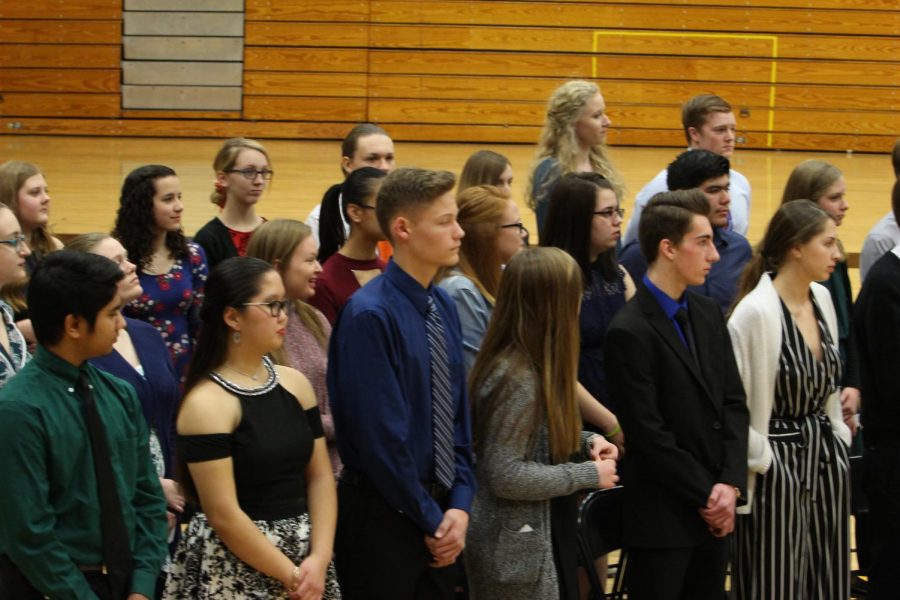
top-left (0, 346), bottom-right (167, 599)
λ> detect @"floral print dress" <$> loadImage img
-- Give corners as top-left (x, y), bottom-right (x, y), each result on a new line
top-left (124, 242), bottom-right (208, 382)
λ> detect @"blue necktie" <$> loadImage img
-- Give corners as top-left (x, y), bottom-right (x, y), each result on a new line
top-left (426, 296), bottom-right (455, 491)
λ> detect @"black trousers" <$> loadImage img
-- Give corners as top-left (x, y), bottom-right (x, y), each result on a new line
top-left (334, 479), bottom-right (456, 600)
top-left (626, 536), bottom-right (729, 600)
top-left (863, 444), bottom-right (900, 600)
top-left (0, 555), bottom-right (116, 600)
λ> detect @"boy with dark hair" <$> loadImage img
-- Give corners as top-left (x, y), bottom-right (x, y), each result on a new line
top-left (328, 168), bottom-right (475, 599)
top-left (620, 149), bottom-right (752, 313)
top-left (0, 251), bottom-right (168, 600)
top-left (606, 191), bottom-right (749, 599)
top-left (623, 94), bottom-right (752, 243)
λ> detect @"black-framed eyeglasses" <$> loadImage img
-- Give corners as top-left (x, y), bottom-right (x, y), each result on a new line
top-left (500, 222), bottom-right (530, 246)
top-left (593, 207), bottom-right (625, 220)
top-left (227, 167), bottom-right (274, 181)
top-left (0, 234), bottom-right (27, 252)
top-left (240, 300), bottom-right (290, 317)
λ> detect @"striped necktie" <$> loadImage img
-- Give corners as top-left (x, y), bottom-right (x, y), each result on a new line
top-left (426, 295), bottom-right (456, 491)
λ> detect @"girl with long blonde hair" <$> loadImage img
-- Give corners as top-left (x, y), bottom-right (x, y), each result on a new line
top-left (528, 81), bottom-right (624, 232)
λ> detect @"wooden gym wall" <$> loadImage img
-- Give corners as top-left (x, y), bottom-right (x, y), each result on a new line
top-left (1, 0), bottom-right (898, 152)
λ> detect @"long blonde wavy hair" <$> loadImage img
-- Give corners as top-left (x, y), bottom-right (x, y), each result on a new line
top-left (527, 80), bottom-right (623, 210)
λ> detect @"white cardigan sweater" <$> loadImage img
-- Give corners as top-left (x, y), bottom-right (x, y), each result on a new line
top-left (727, 272), bottom-right (851, 513)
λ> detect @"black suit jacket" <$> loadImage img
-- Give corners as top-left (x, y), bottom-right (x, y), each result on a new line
top-left (605, 284), bottom-right (749, 549)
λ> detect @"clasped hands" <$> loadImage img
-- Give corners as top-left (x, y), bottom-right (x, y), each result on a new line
top-left (699, 483), bottom-right (738, 538)
top-left (589, 434), bottom-right (620, 489)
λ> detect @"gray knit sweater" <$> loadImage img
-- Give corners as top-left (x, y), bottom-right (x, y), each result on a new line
top-left (465, 363), bottom-right (599, 600)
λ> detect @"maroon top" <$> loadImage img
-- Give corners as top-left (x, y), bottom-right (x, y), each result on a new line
top-left (309, 253), bottom-right (386, 324)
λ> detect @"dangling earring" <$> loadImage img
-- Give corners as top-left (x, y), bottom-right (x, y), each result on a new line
top-left (233, 331), bottom-right (241, 344)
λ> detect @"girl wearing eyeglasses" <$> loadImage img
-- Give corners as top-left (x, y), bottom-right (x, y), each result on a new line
top-left (310, 167), bottom-right (388, 325)
top-left (113, 164), bottom-right (209, 382)
top-left (541, 173), bottom-right (633, 452)
top-left (165, 256), bottom-right (340, 600)
top-left (436, 184), bottom-right (527, 373)
top-left (195, 137), bottom-right (272, 270)
top-left (67, 232), bottom-right (185, 547)
top-left (0, 204), bottom-right (31, 388)
top-left (0, 160), bottom-right (64, 348)
top-left (247, 220), bottom-right (341, 475)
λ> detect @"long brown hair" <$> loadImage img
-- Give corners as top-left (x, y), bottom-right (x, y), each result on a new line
top-left (245, 219), bottom-right (328, 364)
top-left (732, 200), bottom-right (831, 310)
top-left (442, 185), bottom-right (511, 303)
top-left (469, 247), bottom-right (583, 463)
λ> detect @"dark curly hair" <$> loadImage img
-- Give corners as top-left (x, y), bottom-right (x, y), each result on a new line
top-left (112, 164), bottom-right (188, 270)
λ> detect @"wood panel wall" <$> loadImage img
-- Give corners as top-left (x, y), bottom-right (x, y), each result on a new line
top-left (1, 0), bottom-right (898, 152)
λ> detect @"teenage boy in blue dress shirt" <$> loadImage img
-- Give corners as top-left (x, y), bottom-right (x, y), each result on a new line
top-left (0, 252), bottom-right (167, 600)
top-left (328, 167), bottom-right (475, 599)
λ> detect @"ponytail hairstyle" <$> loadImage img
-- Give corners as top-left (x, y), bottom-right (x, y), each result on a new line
top-left (210, 137), bottom-right (270, 208)
top-left (318, 166), bottom-right (387, 263)
top-left (732, 200), bottom-right (831, 310)
top-left (470, 247), bottom-right (584, 463)
top-left (178, 256), bottom-right (277, 501)
top-left (339, 123), bottom-right (390, 177)
top-left (445, 184), bottom-right (512, 303)
top-left (112, 164), bottom-right (188, 271)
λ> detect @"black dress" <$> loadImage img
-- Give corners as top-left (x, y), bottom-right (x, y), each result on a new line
top-left (164, 358), bottom-right (341, 598)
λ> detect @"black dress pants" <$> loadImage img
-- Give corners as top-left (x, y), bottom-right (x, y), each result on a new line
top-left (335, 479), bottom-right (456, 600)
top-left (626, 536), bottom-right (729, 600)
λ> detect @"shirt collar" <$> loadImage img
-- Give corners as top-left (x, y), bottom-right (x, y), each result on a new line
top-left (33, 345), bottom-right (87, 384)
top-left (384, 259), bottom-right (434, 316)
top-left (643, 274), bottom-right (688, 320)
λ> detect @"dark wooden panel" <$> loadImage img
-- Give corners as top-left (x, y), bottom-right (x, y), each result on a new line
top-left (0, 68), bottom-right (119, 93)
top-left (244, 48), bottom-right (368, 72)
top-left (0, 44), bottom-right (120, 68)
top-left (0, 93), bottom-right (120, 118)
top-left (0, 19), bottom-right (121, 44)
top-left (245, 0), bottom-right (368, 21)
top-left (0, 0), bottom-right (121, 19)
top-left (371, 2), bottom-right (899, 36)
top-left (244, 72), bottom-right (368, 97)
top-left (245, 22), bottom-right (368, 47)
top-left (243, 96), bottom-right (367, 121)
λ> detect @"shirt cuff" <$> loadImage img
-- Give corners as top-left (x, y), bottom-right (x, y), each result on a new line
top-left (131, 568), bottom-right (160, 599)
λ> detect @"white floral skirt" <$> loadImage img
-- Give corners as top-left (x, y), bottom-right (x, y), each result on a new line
top-left (163, 511), bottom-right (341, 599)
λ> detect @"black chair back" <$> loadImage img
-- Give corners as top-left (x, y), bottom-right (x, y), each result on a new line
top-left (577, 486), bottom-right (627, 599)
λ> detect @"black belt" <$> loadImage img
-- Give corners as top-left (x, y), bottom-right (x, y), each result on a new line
top-left (341, 468), bottom-right (448, 501)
